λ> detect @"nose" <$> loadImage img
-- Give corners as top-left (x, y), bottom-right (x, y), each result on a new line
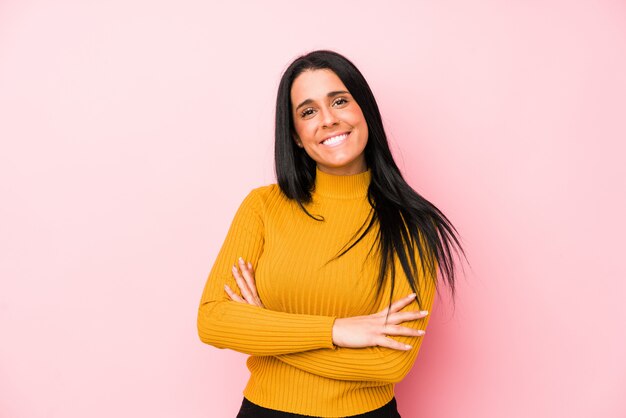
top-left (319, 106), bottom-right (339, 128)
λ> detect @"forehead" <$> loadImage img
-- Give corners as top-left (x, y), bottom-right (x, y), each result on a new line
top-left (290, 69), bottom-right (348, 104)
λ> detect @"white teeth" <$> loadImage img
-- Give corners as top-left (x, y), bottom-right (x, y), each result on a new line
top-left (322, 133), bottom-right (348, 145)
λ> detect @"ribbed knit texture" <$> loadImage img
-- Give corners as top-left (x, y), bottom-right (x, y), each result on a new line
top-left (197, 167), bottom-right (436, 417)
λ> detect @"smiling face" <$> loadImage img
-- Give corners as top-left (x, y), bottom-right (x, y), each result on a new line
top-left (290, 69), bottom-right (368, 176)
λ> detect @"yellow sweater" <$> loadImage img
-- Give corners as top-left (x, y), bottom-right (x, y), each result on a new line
top-left (197, 167), bottom-right (436, 417)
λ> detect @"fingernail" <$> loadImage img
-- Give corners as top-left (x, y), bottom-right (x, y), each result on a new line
top-left (238, 257), bottom-right (244, 264)
top-left (420, 310), bottom-right (429, 315)
top-left (247, 261), bottom-right (252, 269)
top-left (232, 265), bottom-right (237, 273)
top-left (405, 344), bottom-right (413, 350)
top-left (417, 330), bottom-right (426, 336)
top-left (408, 293), bottom-right (416, 299)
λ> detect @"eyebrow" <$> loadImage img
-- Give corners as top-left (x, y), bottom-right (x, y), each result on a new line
top-left (294, 90), bottom-right (350, 112)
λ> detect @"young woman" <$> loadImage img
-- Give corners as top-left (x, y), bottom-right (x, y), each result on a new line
top-left (197, 50), bottom-right (463, 417)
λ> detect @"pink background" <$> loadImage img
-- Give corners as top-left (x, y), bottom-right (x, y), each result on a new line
top-left (1, 1), bottom-right (625, 417)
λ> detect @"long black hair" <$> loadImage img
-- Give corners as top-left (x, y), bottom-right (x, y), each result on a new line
top-left (275, 50), bottom-right (464, 308)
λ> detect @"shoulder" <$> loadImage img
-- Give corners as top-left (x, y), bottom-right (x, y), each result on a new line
top-left (248, 183), bottom-right (280, 198)
top-left (246, 183), bottom-right (283, 202)
top-left (238, 183), bottom-right (291, 214)
top-left (248, 183), bottom-right (289, 204)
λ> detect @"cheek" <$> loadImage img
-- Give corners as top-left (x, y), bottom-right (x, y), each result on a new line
top-left (351, 112), bottom-right (368, 138)
top-left (294, 120), bottom-right (313, 141)
top-left (344, 107), bottom-right (366, 129)
top-left (356, 111), bottom-right (367, 128)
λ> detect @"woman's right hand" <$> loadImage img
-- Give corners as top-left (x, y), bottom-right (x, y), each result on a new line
top-left (332, 293), bottom-right (428, 351)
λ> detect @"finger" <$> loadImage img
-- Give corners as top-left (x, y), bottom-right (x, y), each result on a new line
top-left (376, 336), bottom-right (414, 351)
top-left (383, 324), bottom-right (426, 338)
top-left (231, 265), bottom-right (255, 303)
top-left (389, 293), bottom-right (417, 313)
top-left (224, 284), bottom-right (245, 303)
top-left (379, 293), bottom-right (416, 316)
top-left (239, 259), bottom-right (263, 307)
top-left (387, 310), bottom-right (429, 325)
top-left (239, 258), bottom-right (261, 303)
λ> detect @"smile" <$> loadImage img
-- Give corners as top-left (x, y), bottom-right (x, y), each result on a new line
top-left (321, 132), bottom-right (350, 147)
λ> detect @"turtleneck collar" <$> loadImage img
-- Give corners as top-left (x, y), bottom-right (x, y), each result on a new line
top-left (312, 166), bottom-right (371, 199)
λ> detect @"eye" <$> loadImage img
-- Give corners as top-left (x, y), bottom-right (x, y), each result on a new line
top-left (332, 97), bottom-right (348, 107)
top-left (300, 108), bottom-right (316, 119)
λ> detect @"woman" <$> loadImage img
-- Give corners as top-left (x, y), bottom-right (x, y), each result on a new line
top-left (197, 50), bottom-right (463, 417)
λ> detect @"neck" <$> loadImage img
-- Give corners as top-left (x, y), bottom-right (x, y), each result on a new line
top-left (312, 166), bottom-right (371, 199)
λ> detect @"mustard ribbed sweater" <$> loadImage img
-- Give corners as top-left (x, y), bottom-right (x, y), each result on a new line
top-left (197, 167), bottom-right (436, 417)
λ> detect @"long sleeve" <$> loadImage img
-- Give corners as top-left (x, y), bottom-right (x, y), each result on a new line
top-left (197, 169), bottom-right (446, 417)
top-left (197, 189), bottom-right (336, 356)
top-left (274, 266), bottom-right (437, 383)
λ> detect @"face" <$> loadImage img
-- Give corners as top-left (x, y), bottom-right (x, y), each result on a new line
top-left (290, 69), bottom-right (368, 176)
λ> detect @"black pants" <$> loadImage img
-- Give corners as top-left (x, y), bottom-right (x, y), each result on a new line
top-left (236, 397), bottom-right (401, 418)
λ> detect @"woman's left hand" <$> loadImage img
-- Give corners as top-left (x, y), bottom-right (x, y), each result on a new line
top-left (224, 257), bottom-right (265, 308)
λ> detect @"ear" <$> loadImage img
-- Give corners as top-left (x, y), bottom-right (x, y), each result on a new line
top-left (292, 133), bottom-right (304, 148)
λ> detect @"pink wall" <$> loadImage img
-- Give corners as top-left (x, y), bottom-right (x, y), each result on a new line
top-left (1, 1), bottom-right (625, 417)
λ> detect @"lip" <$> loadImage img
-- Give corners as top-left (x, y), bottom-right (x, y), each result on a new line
top-left (320, 131), bottom-right (351, 145)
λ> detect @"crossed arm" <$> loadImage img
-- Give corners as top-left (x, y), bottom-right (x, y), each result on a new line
top-left (197, 189), bottom-right (435, 383)
top-left (226, 258), bottom-right (435, 383)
